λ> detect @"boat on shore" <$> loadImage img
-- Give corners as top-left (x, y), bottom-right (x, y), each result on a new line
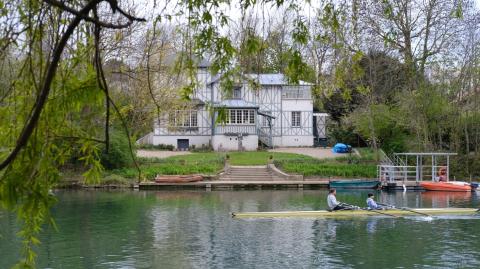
top-left (154, 175), bottom-right (203, 183)
top-left (420, 181), bottom-right (472, 192)
top-left (329, 179), bottom-right (380, 189)
top-left (232, 208), bottom-right (479, 218)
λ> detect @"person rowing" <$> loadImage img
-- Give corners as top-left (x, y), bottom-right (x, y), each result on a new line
top-left (327, 189), bottom-right (353, 211)
top-left (366, 193), bottom-right (384, 210)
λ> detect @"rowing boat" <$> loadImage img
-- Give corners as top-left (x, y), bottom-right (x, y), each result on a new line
top-left (420, 181), bottom-right (472, 192)
top-left (232, 208), bottom-right (479, 218)
top-left (329, 180), bottom-right (380, 189)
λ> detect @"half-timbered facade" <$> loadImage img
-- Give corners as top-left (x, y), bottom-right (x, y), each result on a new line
top-left (144, 63), bottom-right (327, 151)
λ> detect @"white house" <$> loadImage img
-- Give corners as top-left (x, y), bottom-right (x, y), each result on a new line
top-left (141, 61), bottom-right (327, 151)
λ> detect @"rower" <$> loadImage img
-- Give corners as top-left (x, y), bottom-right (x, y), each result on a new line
top-left (327, 189), bottom-right (349, 211)
top-left (366, 193), bottom-right (383, 210)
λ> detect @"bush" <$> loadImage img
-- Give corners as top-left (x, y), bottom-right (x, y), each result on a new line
top-left (137, 143), bottom-right (174, 151)
top-left (328, 122), bottom-right (367, 147)
top-left (274, 159), bottom-right (377, 178)
top-left (190, 144), bottom-right (213, 152)
top-left (101, 174), bottom-right (132, 185)
top-left (101, 131), bottom-right (135, 170)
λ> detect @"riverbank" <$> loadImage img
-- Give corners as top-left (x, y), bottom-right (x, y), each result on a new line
top-left (57, 148), bottom-right (378, 188)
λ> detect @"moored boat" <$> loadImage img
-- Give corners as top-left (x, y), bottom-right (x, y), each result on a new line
top-left (420, 181), bottom-right (472, 192)
top-left (154, 175), bottom-right (203, 183)
top-left (232, 208), bottom-right (479, 218)
top-left (329, 179), bottom-right (380, 189)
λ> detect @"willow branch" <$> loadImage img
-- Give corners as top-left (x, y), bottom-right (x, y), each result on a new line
top-left (43, 0), bottom-right (146, 29)
top-left (52, 135), bottom-right (106, 144)
top-left (0, 0), bottom-right (144, 171)
top-left (108, 96), bottom-right (143, 182)
top-left (93, 8), bottom-right (110, 153)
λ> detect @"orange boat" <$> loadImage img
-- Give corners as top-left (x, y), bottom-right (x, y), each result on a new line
top-left (154, 175), bottom-right (203, 183)
top-left (420, 181), bottom-right (472, 192)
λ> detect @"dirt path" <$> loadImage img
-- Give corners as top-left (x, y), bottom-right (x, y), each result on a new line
top-left (268, 147), bottom-right (345, 159)
top-left (137, 150), bottom-right (191, 158)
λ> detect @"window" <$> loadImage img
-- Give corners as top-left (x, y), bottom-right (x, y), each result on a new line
top-left (190, 112), bottom-right (198, 127)
top-left (236, 110), bottom-right (242, 124)
top-left (233, 87), bottom-right (242, 99)
top-left (291, 111), bottom-right (301, 127)
top-left (243, 110), bottom-right (249, 124)
top-left (282, 86), bottom-right (311, 99)
top-left (227, 109), bottom-right (255, 125)
top-left (169, 110), bottom-right (198, 127)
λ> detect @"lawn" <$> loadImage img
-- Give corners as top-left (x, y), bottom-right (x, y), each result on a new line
top-left (109, 148), bottom-right (379, 180)
top-left (226, 151), bottom-right (314, 165)
top-left (111, 152), bottom-right (225, 179)
top-left (273, 148), bottom-right (378, 178)
top-left (274, 160), bottom-right (377, 178)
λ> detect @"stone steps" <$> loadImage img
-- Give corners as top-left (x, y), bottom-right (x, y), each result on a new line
top-left (220, 165), bottom-right (280, 181)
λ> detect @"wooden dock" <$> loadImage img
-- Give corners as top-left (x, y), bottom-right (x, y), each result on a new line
top-left (138, 180), bottom-right (330, 190)
top-left (382, 181), bottom-right (424, 191)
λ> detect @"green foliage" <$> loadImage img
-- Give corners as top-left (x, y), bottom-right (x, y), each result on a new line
top-left (190, 144), bottom-right (213, 152)
top-left (114, 153), bottom-right (224, 179)
top-left (100, 131), bottom-right (135, 170)
top-left (137, 144), bottom-right (175, 151)
top-left (274, 159), bottom-right (377, 178)
top-left (100, 174), bottom-right (133, 186)
top-left (328, 122), bottom-right (364, 147)
top-left (350, 104), bottom-right (408, 153)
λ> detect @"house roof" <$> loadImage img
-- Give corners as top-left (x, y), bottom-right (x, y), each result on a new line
top-left (190, 98), bottom-right (205, 106)
top-left (208, 73), bottom-right (313, 86)
top-left (213, 99), bottom-right (259, 109)
top-left (162, 54), bottom-right (210, 68)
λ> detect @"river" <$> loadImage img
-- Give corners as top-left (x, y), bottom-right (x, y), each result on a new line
top-left (1, 190), bottom-right (480, 268)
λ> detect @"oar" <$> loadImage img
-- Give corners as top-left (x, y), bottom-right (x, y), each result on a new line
top-left (341, 203), bottom-right (400, 218)
top-left (378, 203), bottom-right (431, 217)
top-left (364, 208), bottom-right (401, 218)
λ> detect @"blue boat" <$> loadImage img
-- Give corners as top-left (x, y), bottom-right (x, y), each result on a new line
top-left (329, 180), bottom-right (381, 189)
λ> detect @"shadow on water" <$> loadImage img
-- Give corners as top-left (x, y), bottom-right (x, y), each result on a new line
top-left (1, 189), bottom-right (480, 268)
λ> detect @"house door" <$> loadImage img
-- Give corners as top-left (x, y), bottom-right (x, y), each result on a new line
top-left (177, 139), bottom-right (189, 151)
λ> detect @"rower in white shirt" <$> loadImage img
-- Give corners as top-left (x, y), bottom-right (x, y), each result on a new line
top-left (327, 189), bottom-right (349, 211)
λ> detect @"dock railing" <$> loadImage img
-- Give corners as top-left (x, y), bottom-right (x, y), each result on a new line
top-left (378, 165), bottom-right (417, 182)
top-left (378, 164), bottom-right (450, 182)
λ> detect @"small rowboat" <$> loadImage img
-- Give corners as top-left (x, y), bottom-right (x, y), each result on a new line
top-left (329, 180), bottom-right (380, 189)
top-left (420, 181), bottom-right (472, 192)
top-left (232, 208), bottom-right (479, 218)
top-left (154, 175), bottom-right (203, 183)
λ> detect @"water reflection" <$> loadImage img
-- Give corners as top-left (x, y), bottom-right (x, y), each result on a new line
top-left (1, 190), bottom-right (480, 269)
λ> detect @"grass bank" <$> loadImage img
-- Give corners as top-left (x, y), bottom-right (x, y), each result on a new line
top-left (274, 160), bottom-right (377, 178)
top-left (274, 149), bottom-right (377, 178)
top-left (110, 153), bottom-right (224, 180)
top-left (105, 148), bottom-right (378, 181)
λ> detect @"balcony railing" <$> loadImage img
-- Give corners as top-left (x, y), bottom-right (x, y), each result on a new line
top-left (215, 125), bottom-right (256, 135)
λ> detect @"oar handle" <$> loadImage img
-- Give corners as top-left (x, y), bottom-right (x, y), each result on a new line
top-left (340, 203), bottom-right (359, 209)
top-left (378, 203), bottom-right (396, 209)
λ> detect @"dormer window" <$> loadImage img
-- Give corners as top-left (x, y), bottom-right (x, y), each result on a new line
top-left (233, 87), bottom-right (242, 99)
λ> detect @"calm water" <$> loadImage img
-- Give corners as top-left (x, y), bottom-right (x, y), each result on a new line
top-left (1, 190), bottom-right (480, 269)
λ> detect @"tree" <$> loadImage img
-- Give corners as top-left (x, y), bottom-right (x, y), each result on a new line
top-left (0, 1), bottom-right (145, 266)
top-left (361, 0), bottom-right (466, 88)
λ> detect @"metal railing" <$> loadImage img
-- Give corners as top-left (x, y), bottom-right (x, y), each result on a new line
top-left (378, 165), bottom-right (417, 182)
top-left (378, 164), bottom-right (449, 182)
top-left (215, 125), bottom-right (257, 135)
top-left (136, 132), bottom-right (153, 144)
top-left (258, 128), bottom-right (272, 148)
